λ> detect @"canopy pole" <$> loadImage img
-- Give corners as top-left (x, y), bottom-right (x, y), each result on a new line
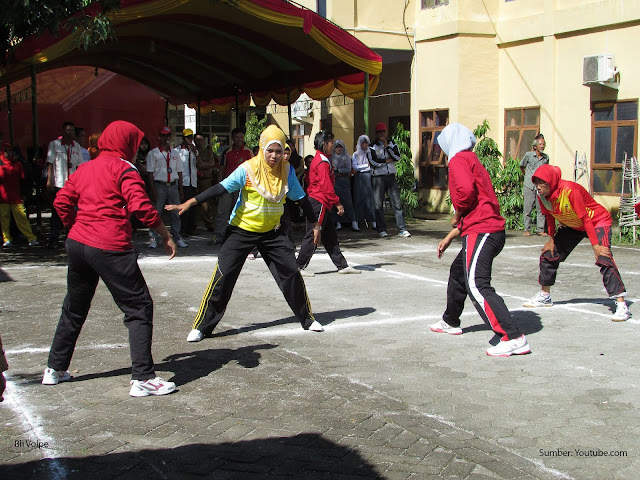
top-left (364, 73), bottom-right (369, 137)
top-left (30, 65), bottom-right (41, 229)
top-left (6, 81), bottom-right (14, 145)
top-left (235, 89), bottom-right (240, 129)
top-left (287, 90), bottom-right (293, 140)
top-left (196, 96), bottom-right (201, 133)
top-left (164, 99), bottom-right (169, 126)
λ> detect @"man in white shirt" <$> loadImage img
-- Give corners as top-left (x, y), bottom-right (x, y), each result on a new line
top-left (175, 128), bottom-right (198, 236)
top-left (46, 121), bottom-right (83, 248)
top-left (146, 127), bottom-right (187, 248)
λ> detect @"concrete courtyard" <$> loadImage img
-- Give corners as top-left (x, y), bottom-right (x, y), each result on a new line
top-left (0, 217), bottom-right (638, 479)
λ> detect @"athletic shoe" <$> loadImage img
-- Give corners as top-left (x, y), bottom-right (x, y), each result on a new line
top-left (187, 329), bottom-right (204, 342)
top-left (176, 239), bottom-right (188, 248)
top-left (304, 320), bottom-right (324, 332)
top-left (2, 241), bottom-right (11, 247)
top-left (522, 291), bottom-right (553, 308)
top-left (378, 231), bottom-right (388, 238)
top-left (611, 303), bottom-right (632, 322)
top-left (351, 221), bottom-right (360, 231)
top-left (42, 368), bottom-right (72, 385)
top-left (299, 269), bottom-right (315, 277)
top-left (486, 335), bottom-right (531, 357)
top-left (429, 319), bottom-right (462, 335)
top-left (148, 238), bottom-right (157, 249)
top-left (28, 239), bottom-right (40, 246)
top-left (338, 266), bottom-right (361, 274)
top-left (129, 377), bottom-right (176, 397)
top-left (247, 252), bottom-right (257, 260)
top-left (208, 235), bottom-right (221, 245)
top-left (398, 230), bottom-right (411, 238)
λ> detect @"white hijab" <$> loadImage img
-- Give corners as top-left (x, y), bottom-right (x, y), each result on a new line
top-left (437, 123), bottom-right (476, 159)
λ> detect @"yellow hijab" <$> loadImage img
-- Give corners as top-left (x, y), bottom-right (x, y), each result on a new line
top-left (245, 125), bottom-right (290, 203)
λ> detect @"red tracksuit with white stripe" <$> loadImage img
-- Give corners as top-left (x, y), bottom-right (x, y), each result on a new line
top-left (443, 151), bottom-right (522, 340)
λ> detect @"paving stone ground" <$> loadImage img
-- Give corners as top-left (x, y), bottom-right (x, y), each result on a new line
top-left (0, 216), bottom-right (638, 479)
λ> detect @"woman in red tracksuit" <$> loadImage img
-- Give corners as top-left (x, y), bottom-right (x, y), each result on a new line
top-left (522, 164), bottom-right (631, 321)
top-left (296, 131), bottom-right (360, 276)
top-left (430, 123), bottom-right (531, 357)
top-left (42, 121), bottom-right (178, 397)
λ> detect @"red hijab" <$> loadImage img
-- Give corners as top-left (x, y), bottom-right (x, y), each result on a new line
top-left (97, 121), bottom-right (144, 162)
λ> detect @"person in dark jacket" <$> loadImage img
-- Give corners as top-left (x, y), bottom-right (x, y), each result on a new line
top-left (42, 120), bottom-right (177, 397)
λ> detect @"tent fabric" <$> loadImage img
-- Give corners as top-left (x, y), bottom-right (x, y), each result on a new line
top-left (4, 0), bottom-right (382, 110)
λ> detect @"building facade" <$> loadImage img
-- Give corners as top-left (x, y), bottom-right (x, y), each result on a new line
top-left (280, 0), bottom-right (640, 213)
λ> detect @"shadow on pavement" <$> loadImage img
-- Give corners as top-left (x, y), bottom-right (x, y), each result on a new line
top-left (461, 310), bottom-right (542, 336)
top-left (13, 344), bottom-right (279, 388)
top-left (0, 433), bottom-right (384, 480)
top-left (209, 307), bottom-right (376, 338)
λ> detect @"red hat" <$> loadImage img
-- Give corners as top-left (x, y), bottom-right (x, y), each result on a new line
top-left (375, 122), bottom-right (387, 132)
top-left (159, 126), bottom-right (172, 135)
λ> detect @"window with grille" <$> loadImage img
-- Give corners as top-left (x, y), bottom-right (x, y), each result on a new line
top-left (591, 100), bottom-right (638, 195)
top-left (504, 107), bottom-right (540, 161)
top-left (419, 110), bottom-right (449, 189)
top-left (292, 124), bottom-right (305, 157)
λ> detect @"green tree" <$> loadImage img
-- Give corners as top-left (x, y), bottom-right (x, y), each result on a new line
top-left (1, 1), bottom-right (120, 62)
top-left (391, 122), bottom-right (419, 219)
top-left (473, 120), bottom-right (524, 230)
top-left (244, 113), bottom-right (267, 150)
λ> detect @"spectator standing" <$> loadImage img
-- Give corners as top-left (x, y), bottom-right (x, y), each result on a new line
top-left (75, 127), bottom-right (91, 164)
top-left (195, 133), bottom-right (218, 234)
top-left (370, 123), bottom-right (410, 238)
top-left (430, 123), bottom-right (531, 357)
top-left (213, 127), bottom-right (253, 244)
top-left (523, 164), bottom-right (631, 321)
top-left (296, 131), bottom-right (360, 276)
top-left (351, 135), bottom-right (376, 231)
top-left (41, 120), bottom-right (177, 397)
top-left (0, 143), bottom-right (39, 247)
top-left (520, 134), bottom-right (549, 236)
top-left (46, 121), bottom-right (83, 249)
top-left (176, 129), bottom-right (198, 236)
top-left (146, 126), bottom-right (187, 248)
top-left (134, 137), bottom-right (151, 196)
top-left (88, 133), bottom-right (101, 160)
top-left (330, 139), bottom-right (357, 231)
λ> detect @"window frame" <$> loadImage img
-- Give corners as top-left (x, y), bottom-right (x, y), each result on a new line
top-left (292, 124), bottom-right (305, 158)
top-left (590, 99), bottom-right (638, 196)
top-left (503, 106), bottom-right (541, 162)
top-left (421, 0), bottom-right (448, 9)
top-left (418, 109), bottom-right (449, 190)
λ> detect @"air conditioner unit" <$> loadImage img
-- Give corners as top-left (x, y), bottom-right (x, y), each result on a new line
top-left (583, 54), bottom-right (617, 85)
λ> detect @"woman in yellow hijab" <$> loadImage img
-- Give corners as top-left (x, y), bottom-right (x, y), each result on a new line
top-left (167, 125), bottom-right (324, 341)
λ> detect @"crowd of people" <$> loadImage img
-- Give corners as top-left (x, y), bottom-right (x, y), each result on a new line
top-left (0, 118), bottom-right (636, 400)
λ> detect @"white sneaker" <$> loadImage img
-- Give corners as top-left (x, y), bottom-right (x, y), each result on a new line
top-left (338, 266), bottom-right (361, 274)
top-left (299, 269), bottom-right (315, 277)
top-left (611, 303), bottom-right (631, 322)
top-left (378, 231), bottom-right (388, 238)
top-left (522, 291), bottom-right (553, 308)
top-left (351, 221), bottom-right (360, 231)
top-left (28, 239), bottom-right (40, 246)
top-left (336, 222), bottom-right (342, 231)
top-left (176, 239), bottom-right (188, 248)
top-left (398, 230), bottom-right (411, 238)
top-left (129, 377), bottom-right (176, 397)
top-left (148, 237), bottom-right (157, 249)
top-left (430, 319), bottom-right (462, 335)
top-left (187, 329), bottom-right (204, 342)
top-left (486, 335), bottom-right (531, 357)
top-left (305, 320), bottom-right (324, 332)
top-left (42, 368), bottom-right (72, 385)
top-left (2, 241), bottom-right (11, 247)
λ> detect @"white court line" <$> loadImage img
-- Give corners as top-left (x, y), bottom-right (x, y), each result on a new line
top-left (4, 374), bottom-right (68, 480)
